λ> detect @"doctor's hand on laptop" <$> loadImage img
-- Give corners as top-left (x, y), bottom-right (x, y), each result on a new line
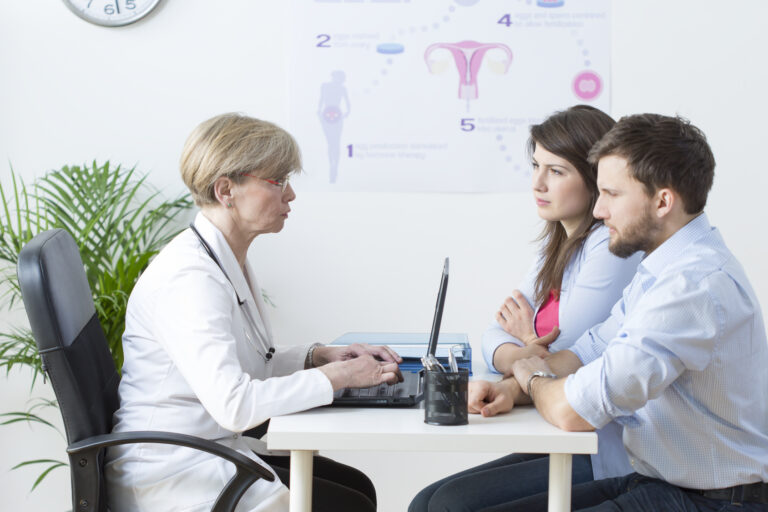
top-left (315, 343), bottom-right (404, 391)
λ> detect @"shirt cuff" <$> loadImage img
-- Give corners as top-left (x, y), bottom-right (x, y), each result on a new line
top-left (306, 367), bottom-right (335, 405)
top-left (569, 330), bottom-right (604, 366)
top-left (564, 360), bottom-right (613, 430)
top-left (272, 343), bottom-right (317, 376)
top-left (485, 339), bottom-right (524, 373)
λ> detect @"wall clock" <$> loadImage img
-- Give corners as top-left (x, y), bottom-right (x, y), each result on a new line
top-left (62, 0), bottom-right (162, 27)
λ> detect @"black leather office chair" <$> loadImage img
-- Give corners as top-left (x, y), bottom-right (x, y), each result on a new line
top-left (17, 229), bottom-right (274, 512)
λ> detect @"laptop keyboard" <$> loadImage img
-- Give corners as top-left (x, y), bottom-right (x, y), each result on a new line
top-left (339, 371), bottom-right (419, 398)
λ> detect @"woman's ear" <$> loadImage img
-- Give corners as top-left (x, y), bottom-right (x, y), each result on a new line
top-left (213, 176), bottom-right (235, 208)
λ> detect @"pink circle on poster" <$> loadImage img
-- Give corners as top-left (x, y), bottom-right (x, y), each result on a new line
top-left (572, 71), bottom-right (602, 101)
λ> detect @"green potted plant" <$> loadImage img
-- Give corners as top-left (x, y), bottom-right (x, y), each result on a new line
top-left (0, 161), bottom-right (193, 491)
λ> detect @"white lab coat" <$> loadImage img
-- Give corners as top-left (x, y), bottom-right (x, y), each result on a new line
top-left (105, 212), bottom-right (334, 512)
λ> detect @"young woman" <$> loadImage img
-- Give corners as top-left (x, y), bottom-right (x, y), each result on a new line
top-left (410, 105), bottom-right (643, 512)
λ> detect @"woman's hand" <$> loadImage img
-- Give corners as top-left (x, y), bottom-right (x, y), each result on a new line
top-left (318, 355), bottom-right (403, 391)
top-left (496, 291), bottom-right (560, 348)
top-left (313, 343), bottom-right (402, 366)
top-left (493, 343), bottom-right (551, 377)
top-left (468, 379), bottom-right (523, 417)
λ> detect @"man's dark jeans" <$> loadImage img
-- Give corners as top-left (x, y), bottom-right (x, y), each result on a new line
top-left (409, 453), bottom-right (593, 512)
top-left (482, 472), bottom-right (768, 511)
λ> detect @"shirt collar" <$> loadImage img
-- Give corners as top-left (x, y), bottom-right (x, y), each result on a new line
top-left (640, 212), bottom-right (712, 277)
top-left (192, 211), bottom-right (253, 305)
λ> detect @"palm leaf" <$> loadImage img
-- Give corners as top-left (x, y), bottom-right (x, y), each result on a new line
top-left (0, 411), bottom-right (59, 430)
top-left (1, 161), bottom-right (192, 375)
top-left (11, 459), bottom-right (68, 492)
top-left (1, 161), bottom-right (193, 493)
top-left (0, 327), bottom-right (42, 379)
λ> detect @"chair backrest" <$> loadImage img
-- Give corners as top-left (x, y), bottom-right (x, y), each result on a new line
top-left (17, 229), bottom-right (120, 445)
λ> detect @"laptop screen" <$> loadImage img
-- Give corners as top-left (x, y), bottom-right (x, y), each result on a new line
top-left (426, 257), bottom-right (449, 358)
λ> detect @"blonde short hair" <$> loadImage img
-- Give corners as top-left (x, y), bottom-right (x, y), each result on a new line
top-left (180, 113), bottom-right (302, 206)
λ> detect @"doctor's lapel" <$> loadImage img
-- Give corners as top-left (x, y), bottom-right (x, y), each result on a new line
top-left (192, 215), bottom-right (274, 359)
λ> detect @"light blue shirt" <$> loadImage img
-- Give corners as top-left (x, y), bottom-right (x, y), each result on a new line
top-left (566, 213), bottom-right (768, 489)
top-left (481, 223), bottom-right (642, 479)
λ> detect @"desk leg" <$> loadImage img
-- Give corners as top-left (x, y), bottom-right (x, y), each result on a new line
top-left (289, 450), bottom-right (313, 512)
top-left (548, 453), bottom-right (572, 512)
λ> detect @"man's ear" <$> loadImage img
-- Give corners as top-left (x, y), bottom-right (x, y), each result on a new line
top-left (213, 176), bottom-right (235, 208)
top-left (654, 187), bottom-right (675, 219)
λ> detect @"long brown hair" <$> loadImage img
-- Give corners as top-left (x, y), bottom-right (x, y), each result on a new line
top-left (530, 105), bottom-right (615, 306)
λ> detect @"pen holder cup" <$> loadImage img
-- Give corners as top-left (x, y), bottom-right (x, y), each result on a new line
top-left (424, 368), bottom-right (469, 426)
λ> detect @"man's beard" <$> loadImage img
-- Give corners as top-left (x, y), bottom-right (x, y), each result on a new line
top-left (609, 207), bottom-right (661, 258)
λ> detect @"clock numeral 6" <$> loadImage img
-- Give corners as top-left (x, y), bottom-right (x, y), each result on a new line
top-left (64, 0), bottom-right (160, 26)
top-left (104, 1), bottom-right (134, 15)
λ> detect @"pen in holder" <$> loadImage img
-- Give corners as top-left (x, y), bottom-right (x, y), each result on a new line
top-left (424, 368), bottom-right (469, 426)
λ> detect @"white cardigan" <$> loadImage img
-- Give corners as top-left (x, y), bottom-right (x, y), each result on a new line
top-left (105, 212), bottom-right (333, 512)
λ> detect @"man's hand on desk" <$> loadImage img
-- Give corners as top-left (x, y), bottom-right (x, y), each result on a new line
top-left (510, 356), bottom-right (555, 395)
top-left (468, 378), bottom-right (530, 417)
top-left (510, 356), bottom-right (594, 432)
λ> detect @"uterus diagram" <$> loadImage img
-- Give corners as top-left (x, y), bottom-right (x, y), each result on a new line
top-left (424, 41), bottom-right (513, 111)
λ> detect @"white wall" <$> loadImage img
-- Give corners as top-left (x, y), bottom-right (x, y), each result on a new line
top-left (1, 1), bottom-right (767, 511)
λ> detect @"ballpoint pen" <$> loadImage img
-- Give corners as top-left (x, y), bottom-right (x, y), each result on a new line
top-left (448, 349), bottom-right (459, 373)
top-left (422, 355), bottom-right (461, 407)
top-left (424, 354), bottom-right (445, 372)
top-left (421, 355), bottom-right (444, 373)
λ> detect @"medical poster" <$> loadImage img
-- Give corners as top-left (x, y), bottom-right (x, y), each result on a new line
top-left (289, 0), bottom-right (610, 192)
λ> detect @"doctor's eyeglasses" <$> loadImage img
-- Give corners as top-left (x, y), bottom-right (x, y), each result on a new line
top-left (240, 172), bottom-right (290, 192)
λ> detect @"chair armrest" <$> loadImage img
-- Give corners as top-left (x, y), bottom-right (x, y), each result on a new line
top-left (67, 430), bottom-right (277, 512)
top-left (67, 430), bottom-right (275, 482)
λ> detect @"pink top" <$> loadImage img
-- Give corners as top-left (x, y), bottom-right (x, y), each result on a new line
top-left (534, 290), bottom-right (560, 337)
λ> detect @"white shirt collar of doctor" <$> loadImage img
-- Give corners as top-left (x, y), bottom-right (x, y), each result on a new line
top-left (192, 212), bottom-right (274, 342)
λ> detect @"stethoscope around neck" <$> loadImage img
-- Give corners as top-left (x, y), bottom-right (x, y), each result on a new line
top-left (189, 223), bottom-right (275, 361)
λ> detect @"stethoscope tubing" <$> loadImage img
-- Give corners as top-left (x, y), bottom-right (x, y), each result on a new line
top-left (189, 223), bottom-right (275, 361)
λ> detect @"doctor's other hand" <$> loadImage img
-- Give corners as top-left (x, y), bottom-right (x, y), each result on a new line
top-left (318, 355), bottom-right (403, 391)
top-left (313, 343), bottom-right (402, 366)
top-left (468, 379), bottom-right (516, 417)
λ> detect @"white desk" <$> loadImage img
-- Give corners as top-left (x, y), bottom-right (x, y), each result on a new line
top-left (268, 405), bottom-right (597, 512)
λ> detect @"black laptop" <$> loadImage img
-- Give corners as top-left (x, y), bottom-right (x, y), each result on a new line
top-left (331, 258), bottom-right (449, 407)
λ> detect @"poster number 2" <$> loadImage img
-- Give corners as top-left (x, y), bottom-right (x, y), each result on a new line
top-left (316, 34), bottom-right (331, 48)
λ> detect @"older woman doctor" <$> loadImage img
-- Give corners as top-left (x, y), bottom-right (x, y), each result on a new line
top-left (105, 113), bottom-right (401, 512)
